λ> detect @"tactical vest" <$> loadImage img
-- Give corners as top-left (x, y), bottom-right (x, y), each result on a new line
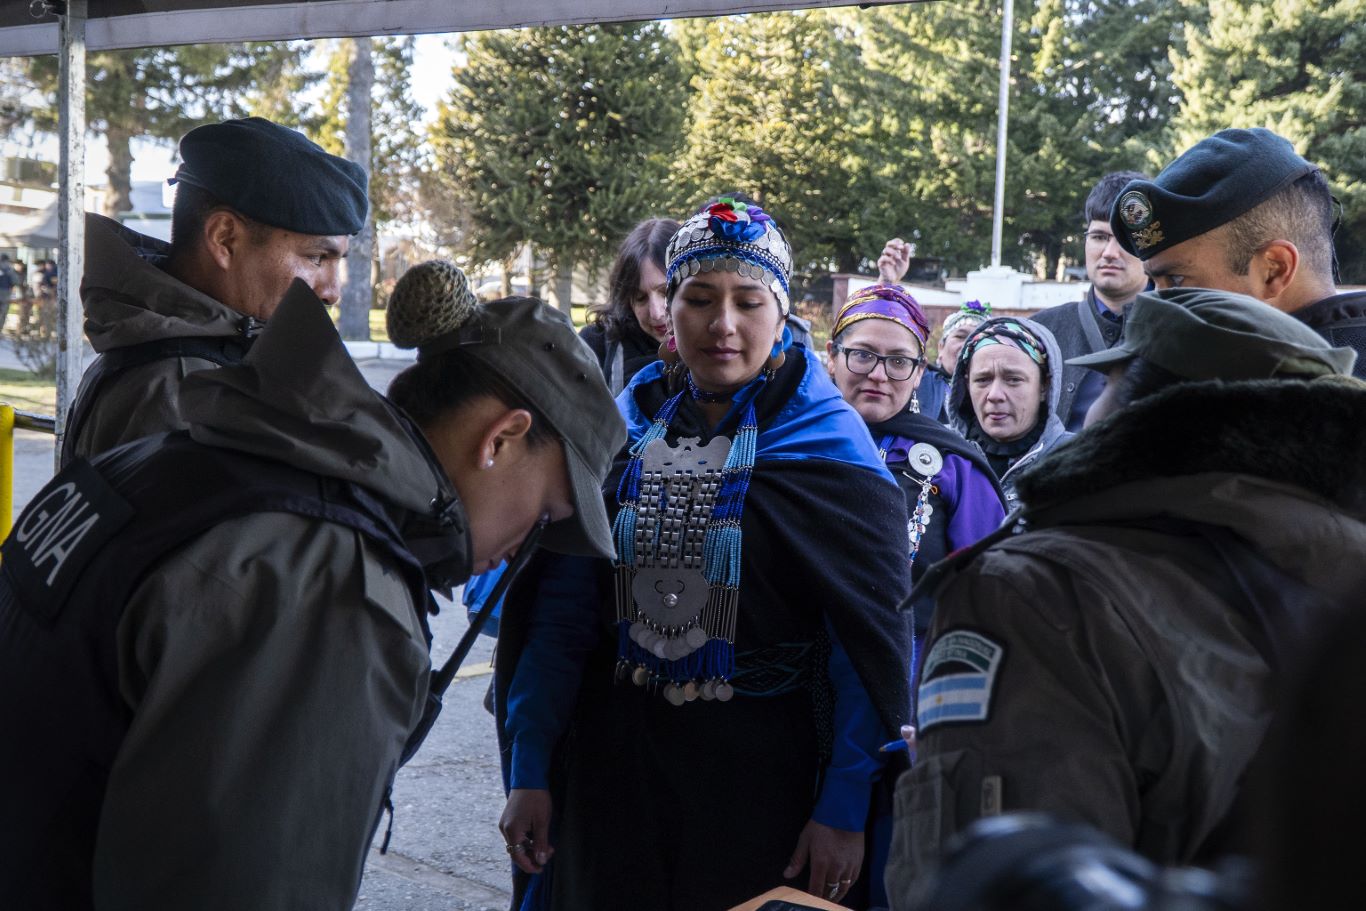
top-left (60, 332), bottom-right (257, 467)
top-left (0, 432), bottom-right (428, 909)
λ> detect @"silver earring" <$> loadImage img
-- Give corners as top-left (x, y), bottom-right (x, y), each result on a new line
top-left (485, 458), bottom-right (495, 468)
top-left (909, 391), bottom-right (921, 414)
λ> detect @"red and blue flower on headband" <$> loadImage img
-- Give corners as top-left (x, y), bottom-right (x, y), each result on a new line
top-left (707, 198), bottom-right (772, 244)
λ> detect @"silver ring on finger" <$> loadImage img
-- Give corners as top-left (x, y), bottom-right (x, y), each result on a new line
top-left (826, 883), bottom-right (841, 900)
top-left (506, 842), bottom-right (528, 855)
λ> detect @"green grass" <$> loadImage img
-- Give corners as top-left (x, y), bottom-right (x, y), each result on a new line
top-left (0, 367), bottom-right (57, 414)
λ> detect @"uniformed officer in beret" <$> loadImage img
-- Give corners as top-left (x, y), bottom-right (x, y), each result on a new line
top-left (64, 116), bottom-right (369, 466)
top-left (886, 288), bottom-right (1364, 909)
top-left (1109, 127), bottom-right (1366, 379)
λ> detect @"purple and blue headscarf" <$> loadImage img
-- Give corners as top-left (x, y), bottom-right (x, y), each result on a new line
top-left (833, 283), bottom-right (930, 348)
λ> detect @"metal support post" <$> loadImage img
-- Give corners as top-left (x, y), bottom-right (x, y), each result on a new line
top-left (990, 0), bottom-right (1014, 269)
top-left (56, 0), bottom-right (87, 472)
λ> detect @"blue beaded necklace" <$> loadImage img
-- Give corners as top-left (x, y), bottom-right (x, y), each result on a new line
top-left (611, 371), bottom-right (765, 704)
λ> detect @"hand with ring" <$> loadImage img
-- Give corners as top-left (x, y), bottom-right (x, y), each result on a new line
top-left (783, 818), bottom-right (863, 904)
top-left (499, 788), bottom-right (555, 875)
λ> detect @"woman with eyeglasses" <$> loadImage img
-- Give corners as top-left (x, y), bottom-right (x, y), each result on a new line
top-left (826, 284), bottom-right (1007, 641)
top-left (494, 202), bottom-right (914, 911)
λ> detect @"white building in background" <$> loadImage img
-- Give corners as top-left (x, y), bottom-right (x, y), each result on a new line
top-left (0, 154), bottom-right (105, 259)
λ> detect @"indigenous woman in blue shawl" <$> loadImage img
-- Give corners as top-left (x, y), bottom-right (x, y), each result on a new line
top-left (826, 285), bottom-right (1008, 641)
top-left (494, 201), bottom-right (913, 911)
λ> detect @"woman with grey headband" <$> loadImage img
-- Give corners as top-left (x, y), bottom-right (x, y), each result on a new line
top-left (494, 199), bottom-right (914, 910)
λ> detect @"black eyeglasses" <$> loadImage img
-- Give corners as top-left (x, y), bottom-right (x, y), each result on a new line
top-left (832, 344), bottom-right (924, 381)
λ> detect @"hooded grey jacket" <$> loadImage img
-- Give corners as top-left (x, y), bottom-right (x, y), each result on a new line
top-left (65, 213), bottom-right (260, 465)
top-left (887, 376), bottom-right (1366, 908)
top-left (4, 281), bottom-right (469, 911)
top-left (946, 316), bottom-right (1073, 508)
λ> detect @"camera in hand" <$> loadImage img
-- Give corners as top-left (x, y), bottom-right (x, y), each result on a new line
top-left (913, 814), bottom-right (1253, 911)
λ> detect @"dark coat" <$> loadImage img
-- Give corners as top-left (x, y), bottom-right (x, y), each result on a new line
top-left (1295, 289), bottom-right (1366, 380)
top-left (69, 214), bottom-right (261, 467)
top-left (887, 376), bottom-right (1366, 908)
top-left (1029, 289), bottom-right (1125, 431)
top-left (579, 320), bottom-right (660, 395)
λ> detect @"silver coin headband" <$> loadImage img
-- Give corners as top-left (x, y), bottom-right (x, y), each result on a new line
top-left (664, 199), bottom-right (793, 316)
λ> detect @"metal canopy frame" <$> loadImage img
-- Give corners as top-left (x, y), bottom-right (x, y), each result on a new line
top-left (0, 0), bottom-right (893, 56)
top-left (0, 0), bottom-right (911, 467)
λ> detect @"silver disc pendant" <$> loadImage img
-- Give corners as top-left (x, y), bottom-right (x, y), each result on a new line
top-left (663, 684), bottom-right (686, 706)
top-left (631, 666), bottom-right (650, 687)
top-left (651, 638), bottom-right (669, 659)
top-left (701, 680), bottom-right (717, 700)
top-left (714, 681), bottom-right (734, 702)
top-left (908, 442), bottom-right (944, 477)
top-left (683, 681), bottom-right (700, 702)
top-left (685, 626), bottom-right (708, 649)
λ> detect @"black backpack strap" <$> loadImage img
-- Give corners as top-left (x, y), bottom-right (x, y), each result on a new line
top-left (61, 333), bottom-right (257, 467)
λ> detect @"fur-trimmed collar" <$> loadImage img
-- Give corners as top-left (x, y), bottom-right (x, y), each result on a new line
top-left (1016, 376), bottom-right (1366, 519)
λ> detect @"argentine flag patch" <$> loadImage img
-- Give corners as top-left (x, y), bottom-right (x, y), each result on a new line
top-left (917, 629), bottom-right (1005, 732)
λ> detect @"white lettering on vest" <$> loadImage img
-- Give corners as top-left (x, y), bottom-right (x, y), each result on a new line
top-left (14, 483), bottom-right (76, 545)
top-left (34, 511), bottom-right (99, 585)
top-left (14, 482), bottom-right (102, 586)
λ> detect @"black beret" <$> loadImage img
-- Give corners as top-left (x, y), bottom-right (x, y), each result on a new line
top-left (169, 117), bottom-right (368, 236)
top-left (1109, 128), bottom-right (1318, 260)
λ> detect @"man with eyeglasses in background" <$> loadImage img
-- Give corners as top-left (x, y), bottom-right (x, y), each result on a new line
top-left (1031, 172), bottom-right (1150, 431)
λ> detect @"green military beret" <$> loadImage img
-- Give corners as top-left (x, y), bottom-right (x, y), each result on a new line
top-left (1109, 128), bottom-right (1318, 260)
top-left (168, 117), bottom-right (368, 236)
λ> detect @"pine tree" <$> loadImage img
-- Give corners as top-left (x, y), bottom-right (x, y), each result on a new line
top-left (677, 11), bottom-right (872, 278)
top-left (1172, 0), bottom-right (1366, 281)
top-left (430, 23), bottom-right (690, 313)
top-left (851, 0), bottom-right (1178, 277)
top-left (26, 44), bottom-right (314, 217)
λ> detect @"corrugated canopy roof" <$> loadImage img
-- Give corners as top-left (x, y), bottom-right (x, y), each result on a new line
top-left (0, 0), bottom-right (894, 56)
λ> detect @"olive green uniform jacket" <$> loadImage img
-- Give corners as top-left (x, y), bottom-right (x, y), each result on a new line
top-left (66, 213), bottom-right (258, 465)
top-left (92, 286), bottom-right (469, 909)
top-left (886, 376), bottom-right (1366, 908)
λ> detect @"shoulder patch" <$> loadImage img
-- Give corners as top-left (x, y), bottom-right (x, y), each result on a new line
top-left (0, 461), bottom-right (135, 624)
top-left (917, 628), bottom-right (1005, 732)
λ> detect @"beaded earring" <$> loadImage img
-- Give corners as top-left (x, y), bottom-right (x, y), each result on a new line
top-left (765, 338), bottom-right (785, 374)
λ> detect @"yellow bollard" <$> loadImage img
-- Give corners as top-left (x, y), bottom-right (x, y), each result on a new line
top-left (0, 403), bottom-right (12, 542)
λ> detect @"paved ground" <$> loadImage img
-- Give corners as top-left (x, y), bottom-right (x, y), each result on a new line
top-left (6, 349), bottom-right (514, 911)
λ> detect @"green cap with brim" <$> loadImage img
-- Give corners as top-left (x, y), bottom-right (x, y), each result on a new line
top-left (1067, 287), bottom-right (1358, 380)
top-left (416, 295), bottom-right (626, 559)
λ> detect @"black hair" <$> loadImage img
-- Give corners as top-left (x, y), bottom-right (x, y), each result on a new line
top-left (1084, 171), bottom-right (1149, 226)
top-left (589, 217), bottom-right (679, 343)
top-left (387, 350), bottom-right (558, 449)
top-left (1111, 356), bottom-right (1184, 410)
top-left (1222, 170), bottom-right (1335, 279)
top-left (169, 181), bottom-right (270, 259)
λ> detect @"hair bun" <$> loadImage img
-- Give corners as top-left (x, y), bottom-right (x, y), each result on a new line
top-left (386, 260), bottom-right (478, 349)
